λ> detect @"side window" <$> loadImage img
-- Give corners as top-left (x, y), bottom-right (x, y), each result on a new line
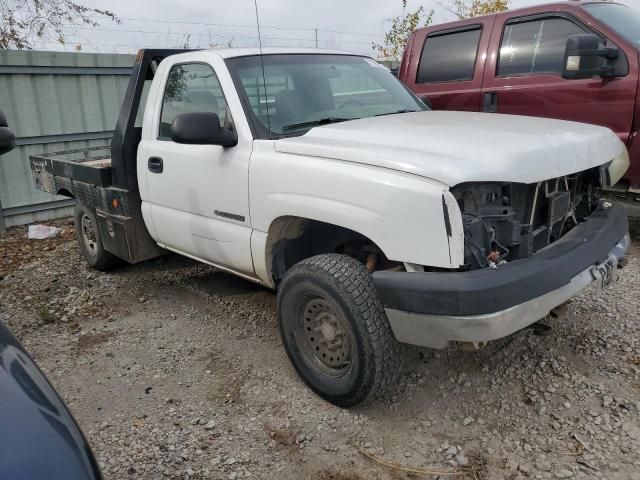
top-left (416, 27), bottom-right (482, 84)
top-left (159, 63), bottom-right (228, 140)
top-left (498, 17), bottom-right (586, 77)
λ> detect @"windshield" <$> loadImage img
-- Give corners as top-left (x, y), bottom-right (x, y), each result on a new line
top-left (584, 3), bottom-right (640, 46)
top-left (226, 54), bottom-right (426, 138)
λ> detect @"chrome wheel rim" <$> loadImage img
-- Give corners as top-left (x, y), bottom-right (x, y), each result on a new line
top-left (298, 296), bottom-right (351, 377)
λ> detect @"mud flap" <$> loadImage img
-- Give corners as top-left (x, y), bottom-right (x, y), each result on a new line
top-left (96, 210), bottom-right (164, 264)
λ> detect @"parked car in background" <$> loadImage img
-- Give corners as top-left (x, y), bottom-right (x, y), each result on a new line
top-left (28, 48), bottom-right (630, 406)
top-left (0, 111), bottom-right (102, 480)
top-left (398, 0), bottom-right (640, 192)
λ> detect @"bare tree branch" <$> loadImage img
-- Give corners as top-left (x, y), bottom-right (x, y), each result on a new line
top-left (375, 0), bottom-right (509, 61)
top-left (373, 0), bottom-right (434, 61)
top-left (0, 0), bottom-right (119, 49)
top-left (449, 0), bottom-right (510, 19)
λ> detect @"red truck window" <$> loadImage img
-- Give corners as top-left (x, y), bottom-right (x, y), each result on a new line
top-left (498, 17), bottom-right (586, 77)
top-left (416, 26), bottom-right (482, 84)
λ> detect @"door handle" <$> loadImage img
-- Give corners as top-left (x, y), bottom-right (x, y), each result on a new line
top-left (148, 156), bottom-right (163, 173)
top-left (483, 92), bottom-right (498, 113)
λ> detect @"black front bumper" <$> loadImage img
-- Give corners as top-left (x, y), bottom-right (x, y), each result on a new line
top-left (373, 203), bottom-right (629, 316)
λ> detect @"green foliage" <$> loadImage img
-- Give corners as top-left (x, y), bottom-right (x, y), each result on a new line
top-left (451, 0), bottom-right (510, 19)
top-left (0, 0), bottom-right (119, 49)
top-left (373, 0), bottom-right (435, 61)
top-left (36, 305), bottom-right (56, 324)
top-left (164, 66), bottom-right (188, 102)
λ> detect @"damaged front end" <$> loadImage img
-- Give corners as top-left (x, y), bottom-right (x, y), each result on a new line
top-left (451, 167), bottom-right (603, 270)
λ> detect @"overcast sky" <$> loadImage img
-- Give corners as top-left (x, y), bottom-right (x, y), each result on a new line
top-left (41, 0), bottom-right (637, 55)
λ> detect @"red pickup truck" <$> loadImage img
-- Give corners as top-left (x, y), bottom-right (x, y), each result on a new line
top-left (399, 0), bottom-right (640, 191)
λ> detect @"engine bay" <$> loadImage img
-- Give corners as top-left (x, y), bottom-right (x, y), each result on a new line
top-left (452, 168), bottom-right (603, 270)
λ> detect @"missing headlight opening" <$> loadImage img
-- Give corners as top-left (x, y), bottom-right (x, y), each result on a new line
top-left (452, 167), bottom-right (602, 271)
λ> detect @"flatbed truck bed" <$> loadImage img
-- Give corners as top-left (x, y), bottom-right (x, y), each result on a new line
top-left (29, 49), bottom-right (192, 264)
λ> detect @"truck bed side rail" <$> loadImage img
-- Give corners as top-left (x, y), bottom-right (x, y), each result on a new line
top-left (30, 146), bottom-right (113, 188)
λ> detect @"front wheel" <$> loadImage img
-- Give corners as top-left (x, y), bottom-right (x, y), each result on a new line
top-left (74, 204), bottom-right (120, 271)
top-left (277, 254), bottom-right (401, 407)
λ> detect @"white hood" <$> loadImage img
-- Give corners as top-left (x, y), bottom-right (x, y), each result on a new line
top-left (274, 111), bottom-right (625, 187)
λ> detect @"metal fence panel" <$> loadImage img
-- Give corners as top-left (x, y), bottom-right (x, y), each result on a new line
top-left (0, 50), bottom-right (134, 227)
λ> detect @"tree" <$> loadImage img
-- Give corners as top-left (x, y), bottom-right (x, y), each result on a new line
top-left (0, 0), bottom-right (119, 50)
top-left (164, 65), bottom-right (188, 102)
top-left (450, 0), bottom-right (509, 19)
top-left (373, 0), bottom-right (434, 61)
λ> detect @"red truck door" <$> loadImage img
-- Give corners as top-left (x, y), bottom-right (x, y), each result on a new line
top-left (401, 17), bottom-right (495, 111)
top-left (481, 9), bottom-right (637, 144)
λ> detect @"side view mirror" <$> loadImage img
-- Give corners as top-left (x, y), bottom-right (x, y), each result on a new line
top-left (170, 112), bottom-right (238, 147)
top-left (0, 110), bottom-right (16, 156)
top-left (562, 34), bottom-right (619, 80)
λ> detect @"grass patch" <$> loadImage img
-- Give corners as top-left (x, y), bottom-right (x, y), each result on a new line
top-left (263, 422), bottom-right (299, 447)
top-left (76, 331), bottom-right (115, 352)
top-left (36, 305), bottom-right (56, 324)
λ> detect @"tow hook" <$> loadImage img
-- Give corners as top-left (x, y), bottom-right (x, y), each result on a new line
top-left (486, 250), bottom-right (507, 270)
top-left (591, 254), bottom-right (619, 297)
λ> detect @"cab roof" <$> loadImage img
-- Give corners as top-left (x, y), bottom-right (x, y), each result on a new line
top-left (412, 1), bottom-right (627, 31)
top-left (488, 0), bottom-right (625, 18)
top-left (204, 47), bottom-right (363, 59)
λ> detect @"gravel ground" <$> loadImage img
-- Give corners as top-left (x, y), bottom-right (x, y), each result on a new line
top-left (1, 217), bottom-right (639, 480)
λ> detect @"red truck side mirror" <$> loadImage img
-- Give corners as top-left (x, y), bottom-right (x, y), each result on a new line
top-left (0, 110), bottom-right (16, 156)
top-left (562, 34), bottom-right (620, 80)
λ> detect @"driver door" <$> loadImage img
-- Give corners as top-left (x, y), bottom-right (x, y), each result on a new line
top-left (140, 60), bottom-right (254, 275)
top-left (482, 12), bottom-right (636, 142)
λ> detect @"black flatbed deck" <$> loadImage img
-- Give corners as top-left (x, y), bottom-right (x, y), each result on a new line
top-left (30, 146), bottom-right (113, 189)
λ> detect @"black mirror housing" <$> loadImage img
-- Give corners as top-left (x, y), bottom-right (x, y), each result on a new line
top-left (0, 110), bottom-right (16, 156)
top-left (562, 34), bottom-right (619, 80)
top-left (170, 112), bottom-right (238, 147)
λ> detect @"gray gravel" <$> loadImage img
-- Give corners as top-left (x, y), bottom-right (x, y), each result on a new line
top-left (1, 218), bottom-right (639, 479)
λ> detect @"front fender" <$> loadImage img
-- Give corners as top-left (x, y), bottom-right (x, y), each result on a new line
top-left (250, 141), bottom-right (463, 276)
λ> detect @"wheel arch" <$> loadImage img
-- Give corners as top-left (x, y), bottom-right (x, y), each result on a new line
top-left (264, 215), bottom-right (390, 286)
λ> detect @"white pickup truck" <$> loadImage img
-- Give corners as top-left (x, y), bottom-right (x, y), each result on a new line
top-left (30, 48), bottom-right (630, 406)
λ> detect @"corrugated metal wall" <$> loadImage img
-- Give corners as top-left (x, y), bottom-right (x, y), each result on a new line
top-left (0, 50), bottom-right (135, 228)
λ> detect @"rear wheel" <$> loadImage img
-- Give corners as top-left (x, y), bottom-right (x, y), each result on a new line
top-left (74, 203), bottom-right (119, 271)
top-left (277, 254), bottom-right (401, 407)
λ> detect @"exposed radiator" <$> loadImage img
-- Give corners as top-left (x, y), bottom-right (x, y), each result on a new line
top-left (548, 191), bottom-right (571, 226)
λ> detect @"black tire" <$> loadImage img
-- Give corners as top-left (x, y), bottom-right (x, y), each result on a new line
top-left (277, 254), bottom-right (401, 407)
top-left (73, 203), bottom-right (119, 271)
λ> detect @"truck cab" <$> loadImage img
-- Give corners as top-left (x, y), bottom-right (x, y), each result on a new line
top-left (399, 1), bottom-right (640, 191)
top-left (30, 47), bottom-right (630, 407)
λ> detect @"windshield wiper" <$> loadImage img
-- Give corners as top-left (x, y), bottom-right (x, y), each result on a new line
top-left (281, 117), bottom-right (353, 132)
top-left (374, 109), bottom-right (419, 117)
